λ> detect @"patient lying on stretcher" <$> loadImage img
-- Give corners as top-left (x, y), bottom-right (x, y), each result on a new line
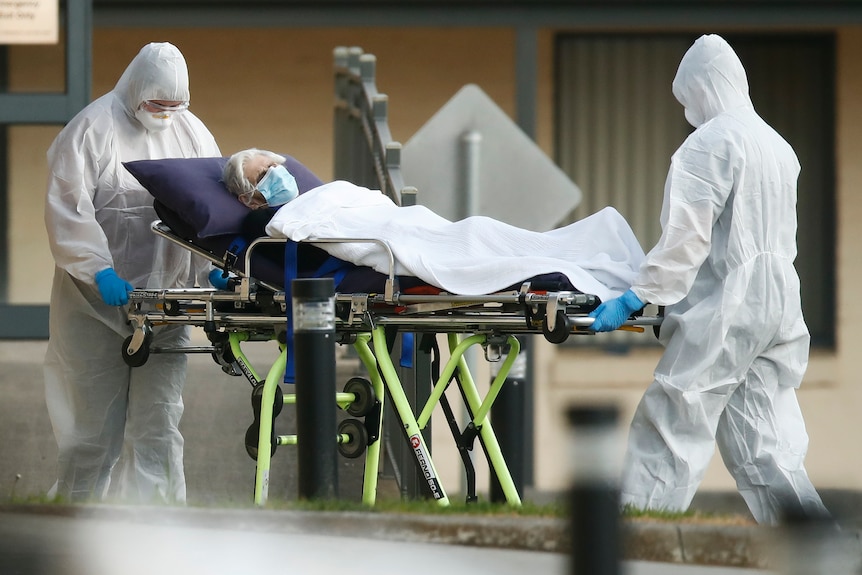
top-left (220, 148), bottom-right (646, 303)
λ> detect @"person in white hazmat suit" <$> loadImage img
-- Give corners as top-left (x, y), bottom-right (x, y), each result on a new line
top-left (588, 34), bottom-right (829, 524)
top-left (43, 42), bottom-right (220, 503)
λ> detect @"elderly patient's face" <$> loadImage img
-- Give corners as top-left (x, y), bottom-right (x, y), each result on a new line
top-left (240, 153), bottom-right (281, 209)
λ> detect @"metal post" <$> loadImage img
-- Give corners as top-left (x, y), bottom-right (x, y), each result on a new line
top-left (567, 404), bottom-right (621, 575)
top-left (293, 277), bottom-right (338, 500)
top-left (774, 506), bottom-right (847, 574)
top-left (515, 25), bottom-right (539, 496)
top-left (458, 130), bottom-right (482, 496)
top-left (489, 348), bottom-right (527, 502)
top-left (459, 130), bottom-right (481, 219)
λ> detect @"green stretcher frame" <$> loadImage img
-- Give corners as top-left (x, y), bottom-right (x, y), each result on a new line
top-left (122, 272), bottom-right (661, 507)
top-left (238, 326), bottom-right (523, 507)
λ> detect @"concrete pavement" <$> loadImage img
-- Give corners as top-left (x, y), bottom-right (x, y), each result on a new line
top-left (2, 339), bottom-right (861, 572)
top-left (0, 506), bottom-right (783, 575)
top-left (1, 502), bottom-right (860, 574)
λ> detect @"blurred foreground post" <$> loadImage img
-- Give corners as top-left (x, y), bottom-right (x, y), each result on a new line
top-left (775, 507), bottom-right (857, 574)
top-left (293, 277), bottom-right (338, 500)
top-left (567, 404), bottom-right (621, 575)
top-left (489, 339), bottom-right (528, 502)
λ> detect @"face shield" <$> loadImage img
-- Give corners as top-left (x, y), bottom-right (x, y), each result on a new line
top-left (114, 42), bottom-right (191, 126)
top-left (134, 99), bottom-right (189, 132)
top-left (141, 100), bottom-right (189, 114)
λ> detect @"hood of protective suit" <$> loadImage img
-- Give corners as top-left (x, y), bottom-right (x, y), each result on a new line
top-left (45, 39), bottom-right (219, 291)
top-left (672, 34), bottom-right (753, 128)
top-left (113, 42), bottom-right (190, 117)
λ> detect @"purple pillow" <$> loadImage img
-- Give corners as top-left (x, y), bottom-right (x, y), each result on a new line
top-left (124, 154), bottom-right (323, 238)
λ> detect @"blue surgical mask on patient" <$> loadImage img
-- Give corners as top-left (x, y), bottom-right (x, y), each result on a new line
top-left (257, 164), bottom-right (299, 207)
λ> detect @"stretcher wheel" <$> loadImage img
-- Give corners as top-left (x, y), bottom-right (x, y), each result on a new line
top-left (343, 377), bottom-right (376, 417)
top-left (163, 300), bottom-right (182, 316)
top-left (542, 310), bottom-right (571, 344)
top-left (211, 343), bottom-right (235, 365)
top-left (244, 423), bottom-right (277, 460)
top-left (337, 418), bottom-right (368, 459)
top-left (212, 345), bottom-right (242, 376)
top-left (122, 332), bottom-right (152, 367)
top-left (251, 383), bottom-right (284, 419)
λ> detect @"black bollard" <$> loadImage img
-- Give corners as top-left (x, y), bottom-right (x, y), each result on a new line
top-left (567, 404), bottom-right (621, 575)
top-left (489, 340), bottom-right (528, 503)
top-left (774, 505), bottom-right (847, 574)
top-left (293, 277), bottom-right (338, 500)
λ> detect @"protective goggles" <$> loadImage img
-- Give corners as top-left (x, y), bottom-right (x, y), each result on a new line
top-left (140, 100), bottom-right (189, 113)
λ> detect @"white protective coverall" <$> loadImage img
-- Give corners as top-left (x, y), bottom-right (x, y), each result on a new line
top-left (44, 43), bottom-right (220, 503)
top-left (621, 35), bottom-right (828, 524)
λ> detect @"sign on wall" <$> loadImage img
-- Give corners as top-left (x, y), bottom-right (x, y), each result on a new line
top-left (0, 0), bottom-right (57, 44)
top-left (402, 84), bottom-right (582, 231)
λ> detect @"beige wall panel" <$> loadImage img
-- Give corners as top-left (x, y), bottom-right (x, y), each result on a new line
top-left (92, 27), bottom-right (516, 182)
top-left (7, 127), bottom-right (60, 304)
top-left (818, 27), bottom-right (862, 489)
top-left (9, 41), bottom-right (64, 92)
top-left (533, 30), bottom-right (556, 156)
top-left (835, 32), bottom-right (862, 350)
top-left (8, 42), bottom-right (65, 303)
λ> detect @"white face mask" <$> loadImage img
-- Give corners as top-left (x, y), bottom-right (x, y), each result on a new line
top-left (256, 164), bottom-right (299, 207)
top-left (135, 108), bottom-right (174, 133)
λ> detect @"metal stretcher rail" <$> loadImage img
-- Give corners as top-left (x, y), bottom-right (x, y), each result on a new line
top-left (124, 284), bottom-right (660, 340)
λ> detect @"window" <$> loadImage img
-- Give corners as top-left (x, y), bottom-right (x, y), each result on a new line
top-left (555, 33), bottom-right (835, 348)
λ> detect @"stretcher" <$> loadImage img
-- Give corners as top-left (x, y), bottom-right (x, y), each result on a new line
top-left (121, 220), bottom-right (662, 507)
top-left (120, 46), bottom-right (659, 507)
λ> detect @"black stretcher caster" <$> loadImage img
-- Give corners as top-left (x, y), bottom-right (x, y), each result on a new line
top-left (208, 333), bottom-right (242, 376)
top-left (163, 299), bottom-right (182, 316)
top-left (244, 422), bottom-right (277, 460)
top-left (542, 310), bottom-right (571, 344)
top-left (337, 418), bottom-right (368, 459)
top-left (244, 383), bottom-right (283, 460)
top-left (122, 329), bottom-right (153, 367)
top-left (343, 377), bottom-right (376, 417)
top-left (251, 382), bottom-right (284, 418)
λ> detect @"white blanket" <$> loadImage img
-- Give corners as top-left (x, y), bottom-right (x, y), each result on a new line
top-left (265, 181), bottom-right (645, 301)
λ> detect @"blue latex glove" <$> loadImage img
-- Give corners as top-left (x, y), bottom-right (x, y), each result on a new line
top-left (94, 267), bottom-right (133, 306)
top-left (588, 289), bottom-right (645, 332)
top-left (209, 268), bottom-right (230, 290)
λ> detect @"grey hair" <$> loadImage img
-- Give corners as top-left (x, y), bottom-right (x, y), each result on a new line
top-left (222, 148), bottom-right (287, 197)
